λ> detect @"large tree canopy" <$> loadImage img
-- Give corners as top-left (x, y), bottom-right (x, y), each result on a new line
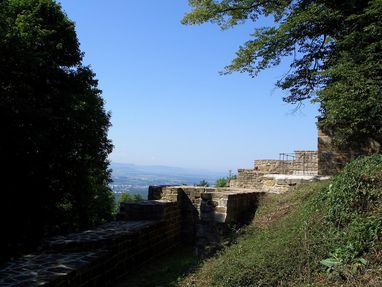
top-left (183, 0), bottom-right (382, 150)
top-left (0, 0), bottom-right (114, 259)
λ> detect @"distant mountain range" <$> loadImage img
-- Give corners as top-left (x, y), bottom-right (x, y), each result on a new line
top-left (110, 162), bottom-right (225, 178)
top-left (110, 162), bottom-right (226, 198)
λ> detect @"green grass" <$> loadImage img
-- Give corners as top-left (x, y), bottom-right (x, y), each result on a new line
top-left (115, 246), bottom-right (200, 287)
top-left (179, 155), bottom-right (382, 287)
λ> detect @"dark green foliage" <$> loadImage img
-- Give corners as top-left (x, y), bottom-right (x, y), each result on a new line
top-left (321, 155), bottom-right (382, 226)
top-left (215, 171), bottom-right (236, 187)
top-left (119, 192), bottom-right (144, 203)
top-left (317, 0), bottom-right (382, 150)
top-left (215, 177), bottom-right (229, 187)
top-left (0, 0), bottom-right (114, 259)
top-left (317, 155), bottom-right (382, 273)
top-left (183, 1), bottom-right (382, 150)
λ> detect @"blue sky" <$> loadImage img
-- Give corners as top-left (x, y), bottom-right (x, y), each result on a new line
top-left (59, 0), bottom-right (319, 172)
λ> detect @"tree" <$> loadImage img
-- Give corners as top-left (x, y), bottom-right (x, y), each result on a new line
top-left (317, 1), bottom-right (382, 151)
top-left (182, 1), bottom-right (382, 150)
top-left (0, 0), bottom-right (114, 259)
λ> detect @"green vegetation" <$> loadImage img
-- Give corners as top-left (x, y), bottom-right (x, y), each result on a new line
top-left (215, 177), bottom-right (230, 188)
top-left (116, 246), bottom-right (199, 287)
top-left (183, 0), bottom-right (382, 151)
top-left (179, 155), bottom-right (382, 286)
top-left (215, 170), bottom-right (236, 187)
top-left (0, 0), bottom-right (113, 259)
top-left (119, 192), bottom-right (144, 203)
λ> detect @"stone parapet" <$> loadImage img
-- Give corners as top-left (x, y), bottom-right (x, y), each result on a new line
top-left (254, 160), bottom-right (292, 174)
top-left (119, 200), bottom-right (180, 221)
top-left (293, 150), bottom-right (318, 175)
top-left (231, 169), bottom-right (263, 188)
top-left (232, 151), bottom-right (320, 189)
top-left (0, 201), bottom-right (182, 287)
top-left (148, 185), bottom-right (263, 255)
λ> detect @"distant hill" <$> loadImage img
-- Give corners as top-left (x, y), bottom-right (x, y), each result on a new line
top-left (110, 162), bottom-right (226, 198)
top-left (110, 162), bottom-right (225, 178)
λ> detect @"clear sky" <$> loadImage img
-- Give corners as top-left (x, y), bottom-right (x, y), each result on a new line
top-left (58, 0), bottom-right (319, 172)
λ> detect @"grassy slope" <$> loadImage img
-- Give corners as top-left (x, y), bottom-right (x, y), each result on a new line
top-left (180, 182), bottom-right (331, 287)
top-left (179, 156), bottom-right (382, 286)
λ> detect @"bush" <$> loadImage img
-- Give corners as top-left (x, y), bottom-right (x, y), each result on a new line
top-left (321, 155), bottom-right (382, 226)
top-left (317, 155), bottom-right (382, 274)
top-left (119, 192), bottom-right (144, 203)
top-left (215, 171), bottom-right (236, 187)
top-left (215, 177), bottom-right (229, 187)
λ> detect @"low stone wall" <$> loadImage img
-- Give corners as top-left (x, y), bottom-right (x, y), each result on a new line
top-left (254, 160), bottom-right (292, 174)
top-left (0, 185), bottom-right (267, 285)
top-left (230, 169), bottom-right (264, 189)
top-left (253, 152), bottom-right (318, 176)
top-left (0, 201), bottom-right (181, 287)
top-left (231, 151), bottom-right (320, 189)
top-left (293, 150), bottom-right (318, 175)
top-left (317, 129), bottom-right (353, 175)
top-left (149, 186), bottom-right (263, 255)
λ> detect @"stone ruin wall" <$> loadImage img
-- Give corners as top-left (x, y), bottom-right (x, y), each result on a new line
top-left (317, 129), bottom-right (381, 176)
top-left (293, 150), bottom-right (319, 175)
top-left (148, 186), bottom-right (263, 251)
top-left (317, 129), bottom-right (365, 176)
top-left (254, 151), bottom-right (318, 175)
top-left (230, 151), bottom-right (319, 189)
top-left (0, 201), bottom-right (183, 287)
top-left (0, 186), bottom-right (263, 286)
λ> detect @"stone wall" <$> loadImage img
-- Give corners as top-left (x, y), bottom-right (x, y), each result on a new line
top-left (253, 152), bottom-right (318, 176)
top-left (231, 151), bottom-right (319, 189)
top-left (229, 169), bottom-right (264, 189)
top-left (317, 129), bottom-right (382, 175)
top-left (317, 129), bottom-right (356, 176)
top-left (0, 201), bottom-right (182, 287)
top-left (149, 186), bottom-right (263, 255)
top-left (292, 150), bottom-right (318, 175)
top-left (254, 160), bottom-right (292, 174)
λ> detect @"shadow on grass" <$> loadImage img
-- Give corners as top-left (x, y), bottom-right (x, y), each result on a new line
top-left (115, 245), bottom-right (200, 287)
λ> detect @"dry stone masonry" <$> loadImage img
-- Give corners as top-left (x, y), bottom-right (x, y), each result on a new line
top-left (0, 187), bottom-right (263, 286)
top-left (230, 150), bottom-right (325, 192)
top-left (148, 186), bottom-right (263, 255)
top-left (0, 201), bottom-right (182, 287)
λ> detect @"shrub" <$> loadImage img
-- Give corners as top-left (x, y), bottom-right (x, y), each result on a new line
top-left (317, 155), bottom-right (382, 273)
top-left (119, 192), bottom-right (144, 203)
top-left (215, 171), bottom-right (236, 187)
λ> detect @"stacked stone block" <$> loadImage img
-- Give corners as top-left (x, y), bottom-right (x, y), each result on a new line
top-left (0, 201), bottom-right (182, 287)
top-left (317, 129), bottom-right (352, 175)
top-left (149, 185), bottom-right (263, 256)
top-left (254, 159), bottom-right (293, 174)
top-left (292, 150), bottom-right (318, 175)
top-left (231, 150), bottom-right (320, 189)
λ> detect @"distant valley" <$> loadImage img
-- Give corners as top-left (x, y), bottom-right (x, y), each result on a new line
top-left (110, 162), bottom-right (226, 199)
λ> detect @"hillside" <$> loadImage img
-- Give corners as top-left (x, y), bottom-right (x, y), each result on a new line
top-left (178, 155), bottom-right (382, 286)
